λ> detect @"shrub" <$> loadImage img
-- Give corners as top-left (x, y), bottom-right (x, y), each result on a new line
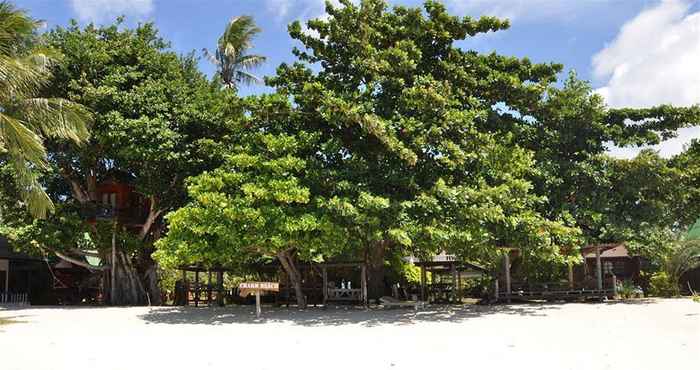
top-left (616, 280), bottom-right (643, 299)
top-left (648, 271), bottom-right (680, 297)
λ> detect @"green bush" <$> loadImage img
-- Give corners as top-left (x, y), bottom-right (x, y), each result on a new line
top-left (616, 280), bottom-right (643, 299)
top-left (648, 271), bottom-right (680, 297)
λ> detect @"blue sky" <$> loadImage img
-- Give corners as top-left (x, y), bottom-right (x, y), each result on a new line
top-left (15, 0), bottom-right (700, 157)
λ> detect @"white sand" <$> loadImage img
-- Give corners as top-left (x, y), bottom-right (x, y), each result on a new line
top-left (1, 299), bottom-right (698, 370)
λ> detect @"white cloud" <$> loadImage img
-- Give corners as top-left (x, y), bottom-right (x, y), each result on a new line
top-left (264, 0), bottom-right (361, 23)
top-left (442, 0), bottom-right (604, 22)
top-left (592, 0), bottom-right (700, 158)
top-left (70, 0), bottom-right (154, 23)
top-left (264, 0), bottom-right (332, 22)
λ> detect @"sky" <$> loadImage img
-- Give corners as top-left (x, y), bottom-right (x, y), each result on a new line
top-left (15, 0), bottom-right (700, 159)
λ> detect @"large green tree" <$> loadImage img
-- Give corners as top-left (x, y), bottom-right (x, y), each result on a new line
top-left (1, 20), bottom-right (240, 305)
top-left (157, 0), bottom-right (578, 299)
top-left (0, 1), bottom-right (90, 218)
top-left (155, 106), bottom-right (348, 306)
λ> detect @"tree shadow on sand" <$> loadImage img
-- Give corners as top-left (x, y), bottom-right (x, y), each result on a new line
top-left (138, 303), bottom-right (567, 327)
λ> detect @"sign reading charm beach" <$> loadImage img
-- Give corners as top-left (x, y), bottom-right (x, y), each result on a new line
top-left (238, 282), bottom-right (280, 318)
top-left (238, 282), bottom-right (279, 292)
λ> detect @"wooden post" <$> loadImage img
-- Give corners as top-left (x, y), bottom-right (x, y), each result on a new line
top-left (217, 271), bottom-right (224, 307)
top-left (194, 270), bottom-right (200, 307)
top-left (110, 221), bottom-right (117, 304)
top-left (457, 268), bottom-right (462, 302)
top-left (504, 251), bottom-right (512, 303)
top-left (420, 265), bottom-right (426, 302)
top-left (207, 271), bottom-right (213, 306)
top-left (182, 269), bottom-right (188, 306)
top-left (612, 274), bottom-right (618, 299)
top-left (494, 279), bottom-right (499, 301)
top-left (568, 262), bottom-right (574, 289)
top-left (322, 266), bottom-right (328, 305)
top-left (595, 246), bottom-right (603, 291)
top-left (451, 262), bottom-right (458, 303)
top-left (255, 290), bottom-right (261, 318)
top-left (360, 264), bottom-right (368, 307)
top-left (4, 263), bottom-right (9, 294)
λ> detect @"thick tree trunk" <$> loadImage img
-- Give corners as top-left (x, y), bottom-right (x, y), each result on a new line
top-left (366, 240), bottom-right (388, 301)
top-left (141, 258), bottom-right (162, 306)
top-left (105, 249), bottom-right (149, 305)
top-left (277, 249), bottom-right (306, 308)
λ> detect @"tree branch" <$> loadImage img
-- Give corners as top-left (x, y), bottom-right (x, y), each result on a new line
top-left (139, 195), bottom-right (164, 241)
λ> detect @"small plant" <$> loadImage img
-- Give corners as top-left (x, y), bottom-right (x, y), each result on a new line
top-left (617, 280), bottom-right (643, 299)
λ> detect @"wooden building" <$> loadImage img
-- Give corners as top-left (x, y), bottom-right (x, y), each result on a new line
top-left (579, 244), bottom-right (642, 282)
top-left (0, 237), bottom-right (52, 305)
top-left (91, 174), bottom-right (150, 229)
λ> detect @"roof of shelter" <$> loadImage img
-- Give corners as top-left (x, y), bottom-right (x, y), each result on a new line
top-left (582, 243), bottom-right (632, 259)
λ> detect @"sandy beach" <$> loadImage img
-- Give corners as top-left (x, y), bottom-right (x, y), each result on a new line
top-left (1, 299), bottom-right (698, 370)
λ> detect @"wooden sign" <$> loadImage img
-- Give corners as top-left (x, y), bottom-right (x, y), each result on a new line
top-left (238, 282), bottom-right (279, 318)
top-left (238, 282), bottom-right (279, 293)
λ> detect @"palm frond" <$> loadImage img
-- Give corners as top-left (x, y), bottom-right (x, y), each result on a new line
top-left (235, 70), bottom-right (263, 86)
top-left (201, 48), bottom-right (219, 66)
top-left (0, 54), bottom-right (46, 98)
top-left (0, 1), bottom-right (41, 56)
top-left (15, 97), bottom-right (91, 144)
top-left (0, 112), bottom-right (47, 167)
top-left (8, 155), bottom-right (54, 218)
top-left (236, 54), bottom-right (266, 69)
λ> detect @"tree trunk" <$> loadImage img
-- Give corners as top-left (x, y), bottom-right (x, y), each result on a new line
top-left (106, 249), bottom-right (149, 305)
top-left (366, 240), bottom-right (388, 302)
top-left (142, 259), bottom-right (162, 306)
top-left (277, 249), bottom-right (306, 308)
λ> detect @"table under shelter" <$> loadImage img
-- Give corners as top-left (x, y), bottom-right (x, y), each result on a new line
top-left (275, 261), bottom-right (368, 307)
top-left (175, 265), bottom-right (226, 307)
top-left (412, 254), bottom-right (487, 303)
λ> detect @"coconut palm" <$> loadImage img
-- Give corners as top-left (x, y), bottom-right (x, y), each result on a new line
top-left (203, 16), bottom-right (266, 89)
top-left (0, 1), bottom-right (90, 218)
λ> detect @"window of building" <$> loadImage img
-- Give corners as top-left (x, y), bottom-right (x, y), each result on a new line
top-left (102, 193), bottom-right (117, 209)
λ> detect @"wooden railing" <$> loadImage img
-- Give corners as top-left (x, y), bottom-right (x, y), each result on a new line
top-left (0, 293), bottom-right (29, 306)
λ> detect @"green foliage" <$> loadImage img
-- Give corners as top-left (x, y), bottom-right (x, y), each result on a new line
top-left (0, 1), bottom-right (90, 218)
top-left (2, 18), bottom-right (240, 275)
top-left (267, 0), bottom-right (581, 266)
top-left (660, 240), bottom-right (700, 292)
top-left (616, 280), bottom-right (643, 299)
top-left (155, 128), bottom-right (348, 269)
top-left (649, 271), bottom-right (678, 297)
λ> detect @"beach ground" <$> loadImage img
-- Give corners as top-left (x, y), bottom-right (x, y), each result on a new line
top-left (1, 298), bottom-right (698, 370)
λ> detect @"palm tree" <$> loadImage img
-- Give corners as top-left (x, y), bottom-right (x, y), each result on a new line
top-left (0, 1), bottom-right (90, 218)
top-left (204, 16), bottom-right (266, 89)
